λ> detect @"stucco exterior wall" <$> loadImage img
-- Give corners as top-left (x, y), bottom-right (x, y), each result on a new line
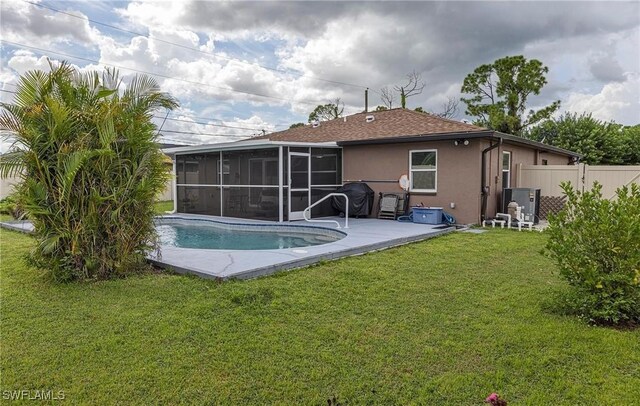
top-left (484, 140), bottom-right (572, 216)
top-left (343, 139), bottom-right (572, 224)
top-left (343, 140), bottom-right (483, 224)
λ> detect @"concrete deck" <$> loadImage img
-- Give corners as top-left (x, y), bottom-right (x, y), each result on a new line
top-left (149, 214), bottom-right (454, 280)
top-left (0, 215), bottom-right (454, 280)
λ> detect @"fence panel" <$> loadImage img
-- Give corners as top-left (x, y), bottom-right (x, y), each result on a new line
top-left (516, 164), bottom-right (640, 219)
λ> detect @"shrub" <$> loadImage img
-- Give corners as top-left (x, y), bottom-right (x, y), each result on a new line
top-left (0, 193), bottom-right (25, 219)
top-left (0, 62), bottom-right (177, 281)
top-left (545, 181), bottom-right (640, 325)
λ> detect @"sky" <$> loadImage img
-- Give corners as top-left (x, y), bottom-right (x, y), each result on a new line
top-left (1, 0), bottom-right (639, 150)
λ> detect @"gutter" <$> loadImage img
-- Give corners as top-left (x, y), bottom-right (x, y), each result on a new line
top-left (481, 137), bottom-right (502, 222)
top-left (337, 130), bottom-right (580, 159)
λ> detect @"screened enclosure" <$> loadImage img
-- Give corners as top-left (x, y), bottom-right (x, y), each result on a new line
top-left (174, 143), bottom-right (342, 221)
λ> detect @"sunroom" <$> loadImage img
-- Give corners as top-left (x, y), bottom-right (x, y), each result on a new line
top-left (164, 140), bottom-right (343, 222)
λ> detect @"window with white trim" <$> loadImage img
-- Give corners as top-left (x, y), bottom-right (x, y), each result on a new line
top-left (409, 149), bottom-right (437, 192)
top-left (502, 151), bottom-right (511, 189)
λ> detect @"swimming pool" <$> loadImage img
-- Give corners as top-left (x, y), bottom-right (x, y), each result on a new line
top-left (156, 218), bottom-right (345, 250)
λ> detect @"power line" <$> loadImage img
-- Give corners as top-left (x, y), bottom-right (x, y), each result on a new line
top-left (23, 0), bottom-right (370, 90)
top-left (153, 116), bottom-right (269, 131)
top-left (1, 83), bottom-right (287, 130)
top-left (160, 129), bottom-right (255, 138)
top-left (0, 40), bottom-right (327, 107)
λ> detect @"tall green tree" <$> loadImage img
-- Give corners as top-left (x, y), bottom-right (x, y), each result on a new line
top-left (461, 55), bottom-right (560, 136)
top-left (0, 62), bottom-right (178, 281)
top-left (621, 125), bottom-right (640, 164)
top-left (308, 98), bottom-right (344, 122)
top-left (527, 112), bottom-right (626, 165)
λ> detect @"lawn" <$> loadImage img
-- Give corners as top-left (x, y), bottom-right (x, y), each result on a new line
top-left (1, 228), bottom-right (638, 404)
top-left (154, 200), bottom-right (174, 214)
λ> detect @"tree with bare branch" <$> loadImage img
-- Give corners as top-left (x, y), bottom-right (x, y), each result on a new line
top-left (436, 97), bottom-right (460, 119)
top-left (379, 86), bottom-right (395, 109)
top-left (394, 70), bottom-right (426, 108)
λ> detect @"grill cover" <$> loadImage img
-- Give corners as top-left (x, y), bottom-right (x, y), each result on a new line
top-left (332, 182), bottom-right (375, 217)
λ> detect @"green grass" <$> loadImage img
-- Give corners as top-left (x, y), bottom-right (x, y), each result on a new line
top-left (154, 200), bottom-right (173, 214)
top-left (1, 228), bottom-right (638, 404)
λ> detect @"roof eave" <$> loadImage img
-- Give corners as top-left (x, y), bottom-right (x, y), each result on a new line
top-left (336, 130), bottom-right (494, 146)
top-left (337, 130), bottom-right (581, 158)
top-left (491, 131), bottom-right (582, 158)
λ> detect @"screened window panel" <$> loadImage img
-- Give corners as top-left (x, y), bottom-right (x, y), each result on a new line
top-left (223, 149), bottom-right (279, 185)
top-left (176, 186), bottom-right (221, 216)
top-left (176, 153), bottom-right (220, 185)
top-left (221, 187), bottom-right (279, 220)
top-left (411, 151), bottom-right (436, 169)
top-left (310, 187), bottom-right (339, 217)
top-left (311, 148), bottom-right (341, 185)
top-left (412, 171), bottom-right (436, 191)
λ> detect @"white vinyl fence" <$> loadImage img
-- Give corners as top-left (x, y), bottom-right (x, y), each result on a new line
top-left (516, 163), bottom-right (640, 198)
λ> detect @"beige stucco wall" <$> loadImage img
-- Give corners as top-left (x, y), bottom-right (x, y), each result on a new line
top-left (484, 140), bottom-right (571, 216)
top-left (343, 140), bottom-right (483, 224)
top-left (343, 139), bottom-right (572, 224)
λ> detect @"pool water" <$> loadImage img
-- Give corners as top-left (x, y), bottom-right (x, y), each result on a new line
top-left (157, 220), bottom-right (344, 250)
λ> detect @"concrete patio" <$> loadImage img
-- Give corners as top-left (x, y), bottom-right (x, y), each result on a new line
top-left (149, 214), bottom-right (454, 280)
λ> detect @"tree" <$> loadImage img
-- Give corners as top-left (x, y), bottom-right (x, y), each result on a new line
top-left (374, 105), bottom-right (388, 111)
top-left (394, 70), bottom-right (425, 109)
top-left (289, 122), bottom-right (305, 129)
top-left (0, 62), bottom-right (178, 281)
top-left (379, 86), bottom-right (395, 109)
top-left (413, 97), bottom-right (459, 119)
top-left (436, 97), bottom-right (460, 119)
top-left (527, 113), bottom-right (626, 165)
top-left (461, 55), bottom-right (560, 136)
top-left (621, 125), bottom-right (640, 164)
top-left (308, 98), bottom-right (344, 122)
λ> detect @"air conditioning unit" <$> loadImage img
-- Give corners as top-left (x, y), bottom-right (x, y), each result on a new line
top-left (502, 188), bottom-right (541, 224)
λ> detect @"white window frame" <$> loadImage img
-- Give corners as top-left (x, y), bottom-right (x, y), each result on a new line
top-left (409, 149), bottom-right (437, 193)
top-left (502, 151), bottom-right (511, 189)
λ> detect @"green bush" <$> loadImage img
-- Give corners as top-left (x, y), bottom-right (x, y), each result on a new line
top-left (546, 182), bottom-right (640, 325)
top-left (0, 62), bottom-right (177, 281)
top-left (0, 193), bottom-right (25, 219)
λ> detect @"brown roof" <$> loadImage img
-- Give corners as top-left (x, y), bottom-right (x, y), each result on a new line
top-left (259, 108), bottom-right (486, 143)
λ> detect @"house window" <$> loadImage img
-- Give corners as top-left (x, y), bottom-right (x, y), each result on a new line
top-left (409, 150), bottom-right (437, 192)
top-left (502, 151), bottom-right (511, 189)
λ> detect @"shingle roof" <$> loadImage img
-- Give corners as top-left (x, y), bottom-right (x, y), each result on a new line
top-left (258, 108), bottom-right (486, 143)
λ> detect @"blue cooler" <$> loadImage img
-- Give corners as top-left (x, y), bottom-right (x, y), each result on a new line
top-left (412, 207), bottom-right (443, 225)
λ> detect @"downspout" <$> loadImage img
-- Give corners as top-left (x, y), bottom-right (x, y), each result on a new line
top-left (480, 137), bottom-right (502, 222)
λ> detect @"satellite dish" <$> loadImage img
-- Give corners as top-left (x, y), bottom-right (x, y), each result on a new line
top-left (399, 174), bottom-right (409, 191)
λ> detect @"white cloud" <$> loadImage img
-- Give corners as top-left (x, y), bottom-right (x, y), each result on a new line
top-left (564, 73), bottom-right (640, 125)
top-left (0, 0), bottom-right (101, 45)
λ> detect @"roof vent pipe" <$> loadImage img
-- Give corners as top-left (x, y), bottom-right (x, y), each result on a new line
top-left (365, 115), bottom-right (375, 123)
top-left (311, 121), bottom-right (320, 128)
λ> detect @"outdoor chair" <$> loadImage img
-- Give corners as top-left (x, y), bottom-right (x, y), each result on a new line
top-left (378, 193), bottom-right (400, 220)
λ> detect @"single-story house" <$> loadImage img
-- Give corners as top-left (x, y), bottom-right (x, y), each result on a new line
top-left (164, 108), bottom-right (579, 224)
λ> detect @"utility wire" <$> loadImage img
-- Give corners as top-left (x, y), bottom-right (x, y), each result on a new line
top-left (160, 129), bottom-right (254, 138)
top-left (1, 83), bottom-right (285, 131)
top-left (1, 40), bottom-right (327, 106)
top-left (23, 0), bottom-right (370, 90)
top-left (152, 115), bottom-right (271, 131)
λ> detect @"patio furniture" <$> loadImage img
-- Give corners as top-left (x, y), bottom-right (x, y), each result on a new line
top-left (483, 219), bottom-right (506, 228)
top-left (378, 193), bottom-right (400, 220)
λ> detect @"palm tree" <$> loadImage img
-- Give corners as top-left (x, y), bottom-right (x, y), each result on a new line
top-left (0, 61), bottom-right (178, 281)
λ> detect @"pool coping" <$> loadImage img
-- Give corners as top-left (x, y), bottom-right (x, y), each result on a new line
top-left (149, 214), bottom-right (455, 280)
